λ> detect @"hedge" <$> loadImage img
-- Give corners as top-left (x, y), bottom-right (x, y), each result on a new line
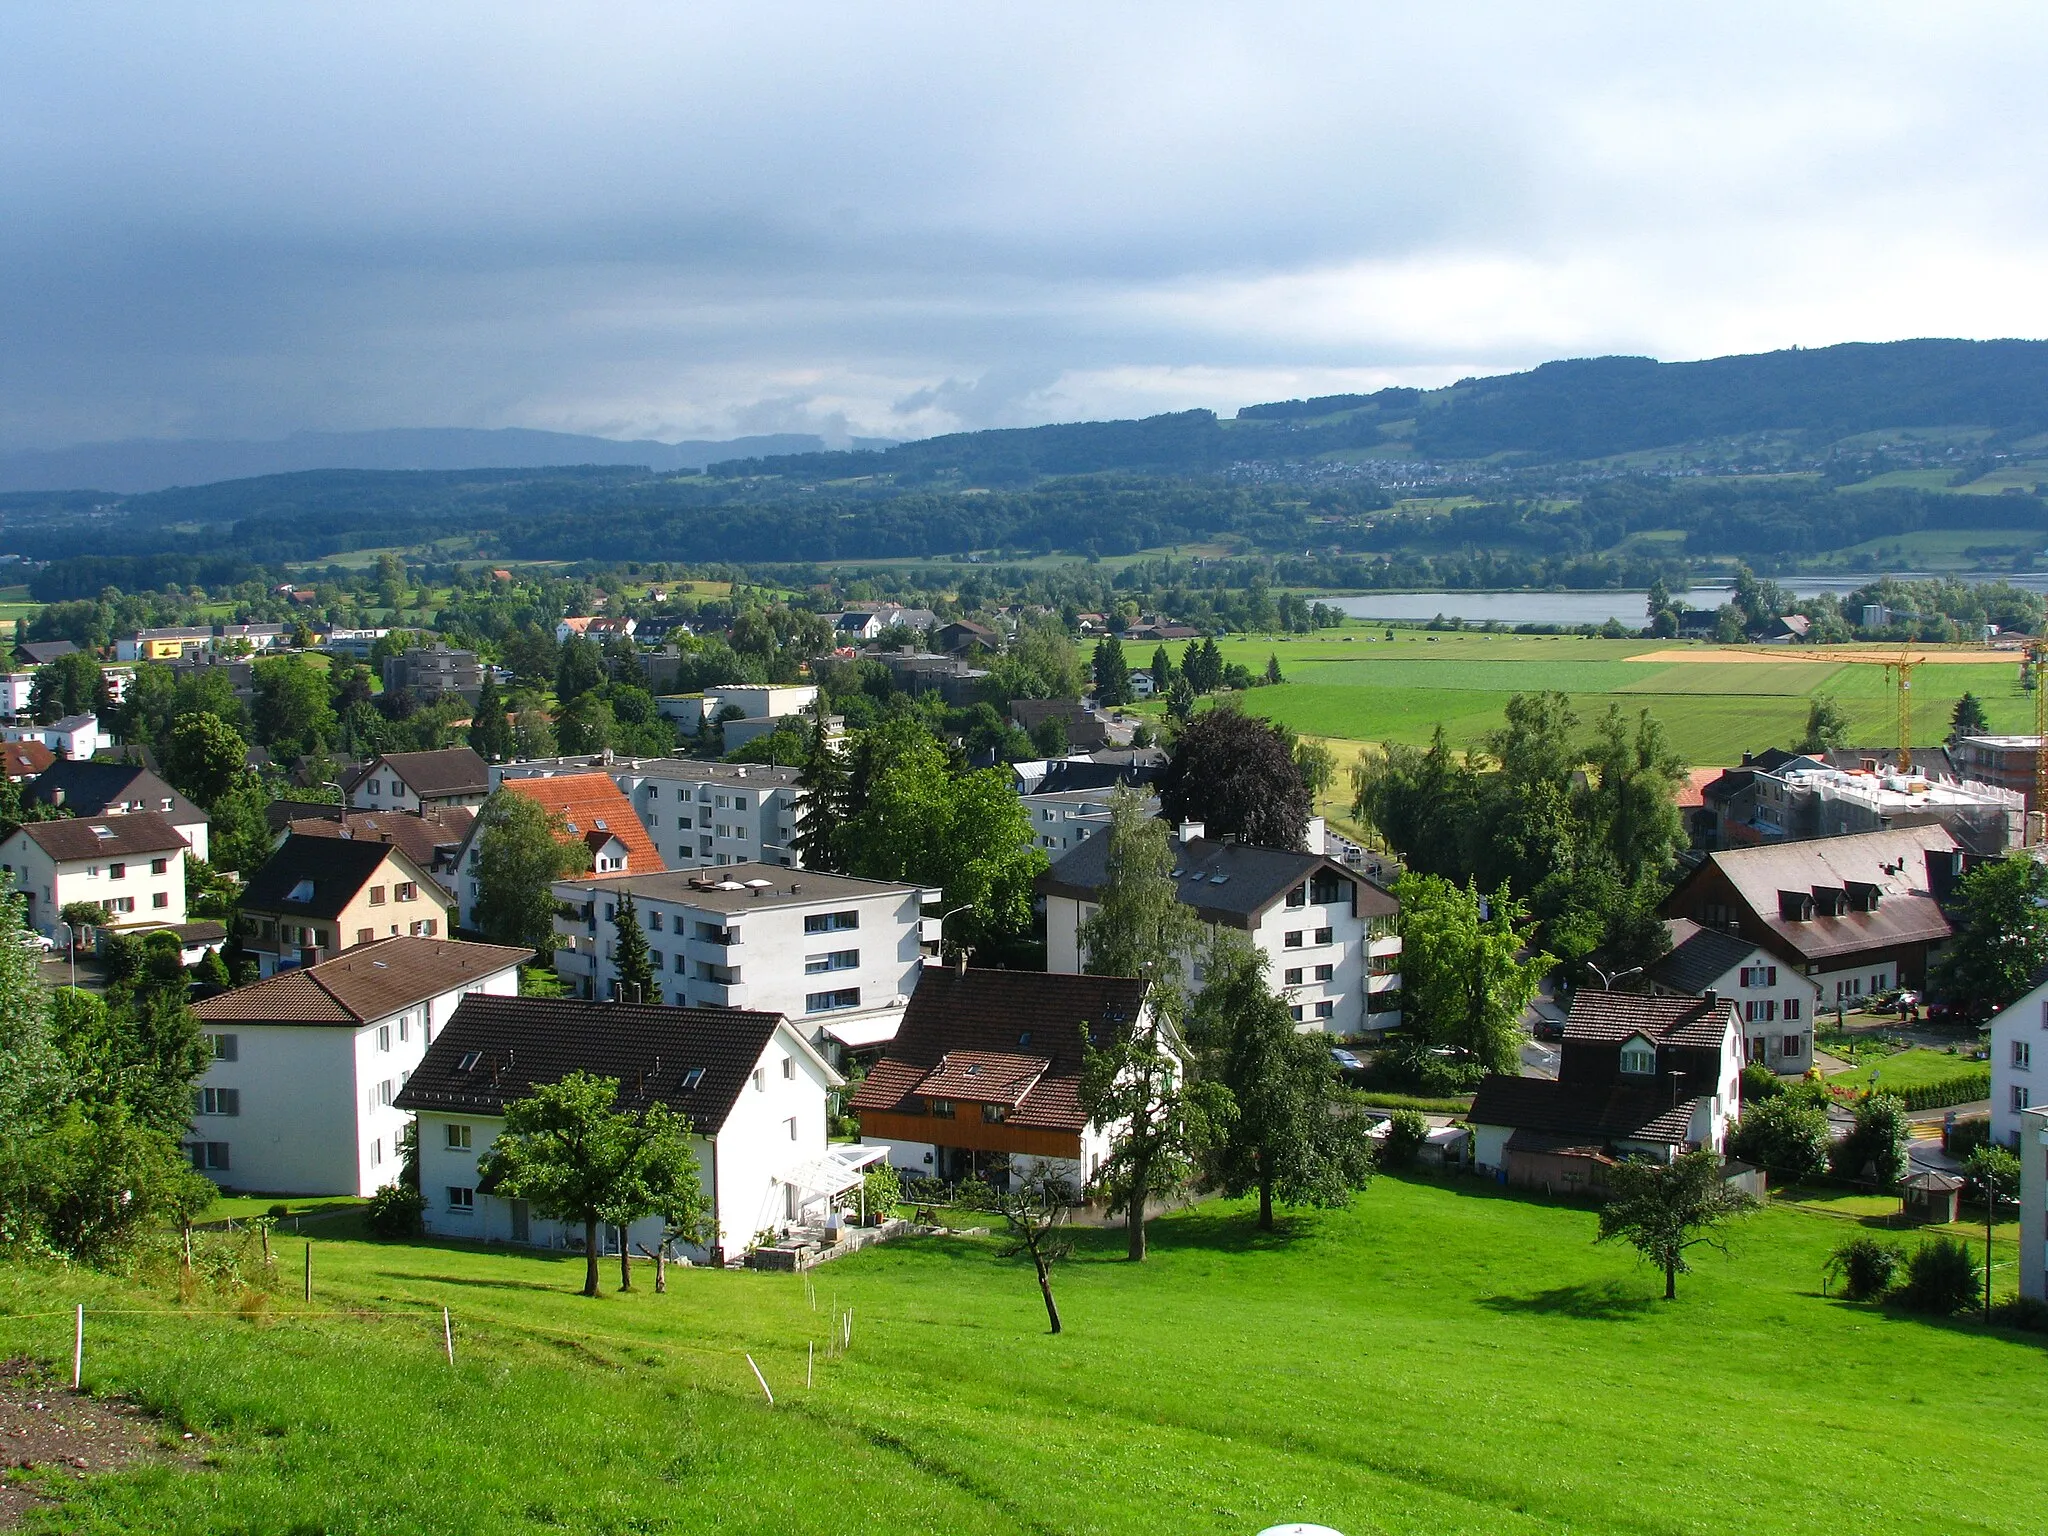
top-left (1890, 1071), bottom-right (1991, 1112)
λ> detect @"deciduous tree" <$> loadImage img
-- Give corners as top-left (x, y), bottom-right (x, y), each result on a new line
top-left (1934, 855), bottom-right (2048, 1021)
top-left (1076, 786), bottom-right (1201, 998)
top-left (473, 792), bottom-right (593, 957)
top-left (961, 1164), bottom-right (1078, 1333)
top-left (1158, 701), bottom-right (1311, 850)
top-left (159, 711), bottom-right (249, 809)
top-left (1392, 873), bottom-right (1550, 1074)
top-left (1596, 1147), bottom-right (1755, 1300)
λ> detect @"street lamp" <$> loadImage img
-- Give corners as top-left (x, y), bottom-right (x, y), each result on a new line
top-left (54, 921), bottom-right (75, 990)
top-left (1586, 963), bottom-right (1643, 991)
top-left (321, 781), bottom-right (347, 828)
top-left (933, 904), bottom-right (976, 965)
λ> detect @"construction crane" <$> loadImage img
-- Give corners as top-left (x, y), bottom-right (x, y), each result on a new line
top-left (1882, 643), bottom-right (1921, 775)
top-left (2032, 637), bottom-right (2048, 841)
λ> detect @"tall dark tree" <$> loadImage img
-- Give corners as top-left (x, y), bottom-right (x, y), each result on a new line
top-left (611, 893), bottom-right (659, 1004)
top-left (1949, 691), bottom-right (1990, 743)
top-left (1188, 933), bottom-right (1375, 1230)
top-left (468, 674), bottom-right (514, 762)
top-left (554, 636), bottom-right (603, 705)
top-left (1157, 702), bottom-right (1311, 850)
top-left (1150, 644), bottom-right (1173, 694)
top-left (1091, 636), bottom-right (1132, 706)
top-left (792, 698), bottom-right (849, 872)
top-left (30, 653), bottom-right (110, 725)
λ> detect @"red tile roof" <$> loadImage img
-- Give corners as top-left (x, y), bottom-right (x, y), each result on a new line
top-left (193, 936), bottom-right (532, 1026)
top-left (1566, 989), bottom-right (1738, 1050)
top-left (497, 773), bottom-right (663, 875)
top-left (2, 741), bottom-right (54, 781)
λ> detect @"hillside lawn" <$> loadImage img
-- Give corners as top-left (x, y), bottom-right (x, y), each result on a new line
top-left (1, 1175), bottom-right (2040, 1535)
top-left (1825, 1046), bottom-right (1987, 1095)
top-left (1195, 632), bottom-right (2030, 765)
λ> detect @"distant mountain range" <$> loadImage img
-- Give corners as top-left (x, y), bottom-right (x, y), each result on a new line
top-left (0, 427), bottom-right (902, 495)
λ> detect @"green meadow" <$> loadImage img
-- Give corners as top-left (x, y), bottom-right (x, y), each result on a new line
top-left (1, 1176), bottom-right (2038, 1535)
top-left (1203, 632), bottom-right (2032, 766)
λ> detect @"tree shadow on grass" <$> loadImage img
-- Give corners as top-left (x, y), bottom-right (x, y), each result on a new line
top-left (1474, 1281), bottom-right (1658, 1320)
top-left (367, 1269), bottom-right (583, 1295)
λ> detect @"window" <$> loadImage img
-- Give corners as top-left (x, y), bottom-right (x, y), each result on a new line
top-left (358, 928), bottom-right (375, 946)
top-left (648, 911), bottom-right (663, 932)
top-left (193, 1087), bottom-right (240, 1117)
top-left (366, 780), bottom-right (383, 796)
top-left (206, 1033), bottom-right (237, 1062)
top-left (1285, 883), bottom-right (1307, 908)
top-left (1289, 1004), bottom-right (1304, 1022)
top-left (188, 1142), bottom-right (230, 1171)
top-left (150, 858), bottom-right (167, 875)
top-left (109, 897), bottom-right (135, 914)
top-left (1283, 967), bottom-right (1303, 985)
top-left (1871, 973), bottom-right (1884, 992)
top-left (370, 1138), bottom-right (382, 1167)
top-left (752, 1068), bottom-right (765, 1092)
top-left (447, 1186), bottom-right (475, 1211)
top-left (2013, 1085), bottom-right (2031, 1113)
top-left (2015, 1040), bottom-right (2033, 1070)
top-left (1739, 965), bottom-right (1779, 988)
top-left (396, 883), bottom-right (417, 902)
top-left (369, 885), bottom-right (387, 906)
top-left (805, 949), bottom-right (859, 974)
top-left (681, 1068), bottom-right (706, 1090)
top-left (673, 953), bottom-right (687, 973)
top-left (1783, 1035), bottom-right (1802, 1058)
top-left (1744, 1000), bottom-right (1777, 1023)
top-left (424, 919), bottom-right (437, 937)
top-left (1314, 964), bottom-right (1334, 982)
top-left (1314, 1000), bottom-right (1335, 1019)
top-left (982, 1103), bottom-right (1009, 1123)
top-left (1785, 999), bottom-right (1802, 1021)
top-left (1618, 1039), bottom-right (1656, 1075)
top-left (446, 1123), bottom-right (472, 1150)
top-left (781, 1057), bottom-right (795, 1080)
top-left (1284, 931), bottom-right (1304, 949)
top-left (804, 911), bottom-right (859, 934)
top-left (109, 862), bottom-right (125, 881)
top-left (784, 1116), bottom-right (798, 1141)
top-left (927, 1098), bottom-right (955, 1119)
top-left (806, 987), bottom-right (861, 1013)
top-left (1314, 927), bottom-right (1334, 945)
top-left (377, 1025), bottom-right (392, 1052)
top-left (152, 892), bottom-right (168, 909)
top-left (409, 921), bottom-right (426, 937)
top-left (377, 1080), bottom-right (394, 1107)
top-left (457, 1050), bottom-right (482, 1072)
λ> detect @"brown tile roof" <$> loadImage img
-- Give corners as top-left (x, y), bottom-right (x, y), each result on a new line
top-left (193, 936), bottom-right (533, 1026)
top-left (352, 748), bottom-right (490, 800)
top-left (14, 810), bottom-right (190, 861)
top-left (285, 807), bottom-right (474, 872)
top-left (1566, 989), bottom-right (1737, 1050)
top-left (495, 773), bottom-right (663, 875)
top-left (393, 995), bottom-right (794, 1136)
top-left (1644, 920), bottom-right (1762, 995)
top-left (241, 833), bottom-right (444, 921)
top-left (1468, 1075), bottom-right (1698, 1146)
top-left (850, 967), bottom-right (1150, 1135)
top-left (1, 741), bottom-right (53, 780)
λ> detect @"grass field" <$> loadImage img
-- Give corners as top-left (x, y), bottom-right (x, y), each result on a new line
top-left (0, 1177), bottom-right (2040, 1535)
top-left (1825, 1047), bottom-right (1986, 1095)
top-left (1209, 632), bottom-right (2031, 765)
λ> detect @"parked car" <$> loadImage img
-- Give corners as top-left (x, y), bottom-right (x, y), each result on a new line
top-left (13, 930), bottom-right (52, 953)
top-left (1532, 1017), bottom-right (1565, 1042)
top-left (1328, 1047), bottom-right (1365, 1073)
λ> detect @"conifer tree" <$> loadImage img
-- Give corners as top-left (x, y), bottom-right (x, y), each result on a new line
top-left (611, 893), bottom-right (659, 1004)
top-left (468, 674), bottom-right (513, 762)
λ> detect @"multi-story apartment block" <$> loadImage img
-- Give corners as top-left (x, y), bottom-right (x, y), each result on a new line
top-left (495, 755), bottom-right (804, 871)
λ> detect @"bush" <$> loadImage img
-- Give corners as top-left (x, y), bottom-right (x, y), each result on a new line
top-left (1992, 1295), bottom-right (2048, 1333)
top-left (1739, 1062), bottom-right (1783, 1103)
top-left (858, 1162), bottom-right (902, 1222)
top-left (1945, 1114), bottom-right (1991, 1158)
top-left (1898, 1236), bottom-right (1979, 1316)
top-left (1825, 1236), bottom-right (1904, 1301)
top-left (1372, 1043), bottom-right (1486, 1097)
top-left (1379, 1109), bottom-right (1428, 1169)
top-left (1729, 1096), bottom-right (1831, 1183)
top-left (365, 1182), bottom-right (427, 1239)
top-left (267, 1203), bottom-right (290, 1220)
top-left (1892, 1071), bottom-right (1991, 1112)
top-left (1830, 1093), bottom-right (1909, 1190)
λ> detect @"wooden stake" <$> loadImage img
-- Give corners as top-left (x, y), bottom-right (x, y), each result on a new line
top-left (443, 1307), bottom-right (455, 1367)
top-left (745, 1352), bottom-right (773, 1406)
top-left (71, 1305), bottom-right (82, 1390)
top-left (807, 1340), bottom-right (813, 1387)
top-left (303, 1242), bottom-right (312, 1303)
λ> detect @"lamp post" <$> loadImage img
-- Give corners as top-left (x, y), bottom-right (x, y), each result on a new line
top-left (933, 904), bottom-right (976, 966)
top-left (321, 780), bottom-right (346, 829)
top-left (55, 921), bottom-right (75, 990)
top-left (1585, 963), bottom-right (1643, 991)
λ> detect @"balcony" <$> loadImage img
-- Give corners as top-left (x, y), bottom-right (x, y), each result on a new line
top-left (1367, 933), bottom-right (1403, 958)
top-left (691, 979), bottom-right (749, 1008)
top-left (1366, 972), bottom-right (1402, 994)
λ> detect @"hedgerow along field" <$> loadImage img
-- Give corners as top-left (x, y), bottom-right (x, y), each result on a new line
top-left (2, 1175), bottom-right (2040, 1535)
top-left (1199, 631), bottom-right (2030, 766)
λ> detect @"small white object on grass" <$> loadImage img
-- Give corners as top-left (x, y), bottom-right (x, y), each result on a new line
top-left (1256, 1526), bottom-right (1347, 1535)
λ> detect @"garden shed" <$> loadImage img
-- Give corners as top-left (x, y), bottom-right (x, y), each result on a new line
top-left (1901, 1168), bottom-right (1963, 1224)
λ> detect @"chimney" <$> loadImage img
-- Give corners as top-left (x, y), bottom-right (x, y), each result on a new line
top-left (1703, 987), bottom-right (1717, 1012)
top-left (953, 950), bottom-right (969, 978)
top-left (49, 788), bottom-right (63, 808)
top-left (1179, 820), bottom-right (1205, 843)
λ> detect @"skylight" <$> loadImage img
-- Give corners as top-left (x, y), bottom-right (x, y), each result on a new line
top-left (287, 878), bottom-right (315, 902)
top-left (457, 1050), bottom-right (482, 1072)
top-left (681, 1067), bottom-right (706, 1090)
top-left (90, 825), bottom-right (114, 839)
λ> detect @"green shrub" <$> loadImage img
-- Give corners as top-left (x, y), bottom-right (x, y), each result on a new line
top-left (1380, 1109), bottom-right (1428, 1169)
top-left (1830, 1094), bottom-right (1909, 1190)
top-left (1992, 1295), bottom-right (2048, 1332)
top-left (858, 1162), bottom-right (902, 1221)
top-left (1945, 1115), bottom-right (1991, 1158)
top-left (366, 1182), bottom-right (427, 1239)
top-left (1893, 1072), bottom-right (1991, 1112)
top-left (1729, 1096), bottom-right (1830, 1183)
top-left (1739, 1062), bottom-right (1782, 1102)
top-left (1824, 1236), bottom-right (1903, 1301)
top-left (1898, 1236), bottom-right (1978, 1316)
top-left (267, 1203), bottom-right (290, 1220)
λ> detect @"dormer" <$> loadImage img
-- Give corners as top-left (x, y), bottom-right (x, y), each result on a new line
top-left (1617, 1034), bottom-right (1657, 1077)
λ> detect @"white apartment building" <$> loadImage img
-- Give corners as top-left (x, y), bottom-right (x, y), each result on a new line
top-left (4, 713), bottom-right (111, 761)
top-left (399, 994), bottom-right (849, 1263)
top-left (1991, 978), bottom-right (2048, 1149)
top-left (1644, 919), bottom-right (1821, 1075)
top-left (2019, 1103), bottom-right (2048, 1301)
top-left (0, 811), bottom-right (188, 937)
top-left (552, 863), bottom-right (938, 1050)
top-left (496, 755), bottom-right (805, 871)
top-left (1020, 788), bottom-right (1156, 856)
top-left (1041, 821), bottom-right (1402, 1035)
top-left (188, 937), bottom-right (530, 1195)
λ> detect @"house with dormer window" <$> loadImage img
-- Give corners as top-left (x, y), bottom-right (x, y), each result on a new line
top-left (1468, 989), bottom-right (1742, 1193)
top-left (0, 810), bottom-right (190, 937)
top-left (238, 833), bottom-right (453, 976)
top-left (449, 771), bottom-right (663, 931)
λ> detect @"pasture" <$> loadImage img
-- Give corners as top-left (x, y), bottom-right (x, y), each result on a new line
top-left (0, 1176), bottom-right (2039, 1535)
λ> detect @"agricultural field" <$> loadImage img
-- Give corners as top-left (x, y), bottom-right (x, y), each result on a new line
top-left (1205, 631), bottom-right (2032, 767)
top-left (0, 1176), bottom-right (2039, 1535)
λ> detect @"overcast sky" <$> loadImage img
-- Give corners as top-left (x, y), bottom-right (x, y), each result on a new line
top-left (4, 4), bottom-right (2046, 451)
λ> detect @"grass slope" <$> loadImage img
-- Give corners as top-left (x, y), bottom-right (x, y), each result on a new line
top-left (1, 1178), bottom-right (2039, 1535)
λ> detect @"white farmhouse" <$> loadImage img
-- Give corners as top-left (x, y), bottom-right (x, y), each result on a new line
top-left (0, 811), bottom-right (188, 937)
top-left (552, 863), bottom-right (936, 1053)
top-left (346, 748), bottom-right (492, 813)
top-left (1644, 918), bottom-right (1820, 1076)
top-left (396, 994), bottom-right (845, 1263)
top-left (1041, 821), bottom-right (1402, 1034)
top-left (188, 937), bottom-right (531, 1194)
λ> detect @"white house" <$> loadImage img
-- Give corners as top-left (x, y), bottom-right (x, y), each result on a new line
top-left (554, 615), bottom-right (638, 645)
top-left (23, 760), bottom-right (211, 865)
top-left (4, 714), bottom-right (110, 761)
top-left (396, 994), bottom-right (845, 1263)
top-left (1127, 670), bottom-right (1157, 699)
top-left (0, 811), bottom-right (188, 937)
top-left (1990, 978), bottom-right (2048, 1149)
top-left (1644, 919), bottom-right (1819, 1076)
top-left (2018, 1103), bottom-right (2048, 1301)
top-left (1019, 787), bottom-right (1154, 856)
top-left (496, 755), bottom-right (806, 871)
top-left (850, 965), bottom-right (1167, 1190)
top-left (1469, 990), bottom-right (1742, 1189)
top-left (552, 862), bottom-right (936, 1052)
top-left (1041, 821), bottom-right (1402, 1034)
top-left (187, 937), bottom-right (530, 1194)
top-left (346, 748), bottom-right (491, 813)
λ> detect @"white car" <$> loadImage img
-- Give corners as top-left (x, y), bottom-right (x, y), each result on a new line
top-left (14, 931), bottom-right (53, 953)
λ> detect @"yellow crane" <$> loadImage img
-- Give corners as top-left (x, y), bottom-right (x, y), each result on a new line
top-left (2032, 638), bottom-right (2048, 838)
top-left (1882, 643), bottom-right (1922, 775)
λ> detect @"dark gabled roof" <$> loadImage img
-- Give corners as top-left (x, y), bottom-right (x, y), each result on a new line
top-left (285, 808), bottom-right (475, 872)
top-left (393, 994), bottom-right (789, 1136)
top-left (1468, 1075), bottom-right (1697, 1146)
top-left (12, 810), bottom-right (189, 861)
top-left (1566, 989), bottom-right (1737, 1050)
top-left (241, 833), bottom-right (439, 920)
top-left (351, 747), bottom-right (489, 799)
top-left (17, 641), bottom-right (78, 665)
top-left (850, 967), bottom-right (1150, 1135)
top-left (1645, 920), bottom-right (1763, 995)
top-left (1039, 829), bottom-right (1396, 930)
top-left (1034, 758), bottom-right (1161, 795)
top-left (194, 937), bottom-right (532, 1026)
top-left (25, 761), bottom-right (202, 825)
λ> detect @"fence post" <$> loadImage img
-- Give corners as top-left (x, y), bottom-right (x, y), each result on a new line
top-left (443, 1307), bottom-right (455, 1367)
top-left (72, 1305), bottom-right (82, 1390)
top-left (745, 1353), bottom-right (773, 1405)
top-left (304, 1243), bottom-right (313, 1303)
top-left (807, 1340), bottom-right (813, 1387)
